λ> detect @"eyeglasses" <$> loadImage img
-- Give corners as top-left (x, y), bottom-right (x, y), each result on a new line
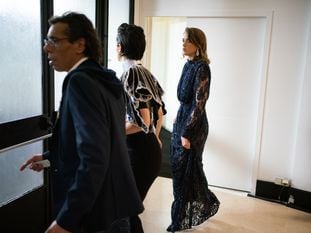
top-left (43, 37), bottom-right (69, 47)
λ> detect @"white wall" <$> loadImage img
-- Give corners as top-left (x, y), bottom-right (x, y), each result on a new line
top-left (291, 17), bottom-right (311, 191)
top-left (136, 0), bottom-right (311, 192)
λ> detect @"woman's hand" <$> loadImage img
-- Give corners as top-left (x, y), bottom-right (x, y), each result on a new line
top-left (156, 136), bottom-right (163, 148)
top-left (181, 136), bottom-right (191, 149)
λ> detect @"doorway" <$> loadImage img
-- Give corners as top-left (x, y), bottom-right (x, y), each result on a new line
top-left (146, 15), bottom-right (270, 192)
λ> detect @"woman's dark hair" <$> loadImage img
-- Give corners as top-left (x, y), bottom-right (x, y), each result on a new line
top-left (48, 11), bottom-right (102, 62)
top-left (185, 27), bottom-right (210, 64)
top-left (116, 23), bottom-right (146, 60)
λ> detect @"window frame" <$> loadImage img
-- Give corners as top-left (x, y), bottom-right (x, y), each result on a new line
top-left (0, 0), bottom-right (134, 152)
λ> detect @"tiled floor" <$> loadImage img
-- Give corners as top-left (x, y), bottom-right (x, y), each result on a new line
top-left (140, 177), bottom-right (311, 233)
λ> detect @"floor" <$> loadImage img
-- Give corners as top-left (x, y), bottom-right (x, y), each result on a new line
top-left (140, 177), bottom-right (311, 233)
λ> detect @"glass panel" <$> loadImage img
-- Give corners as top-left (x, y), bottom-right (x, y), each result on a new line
top-left (0, 0), bottom-right (43, 206)
top-left (0, 142), bottom-right (43, 206)
top-left (108, 0), bottom-right (130, 78)
top-left (148, 17), bottom-right (186, 130)
top-left (53, 0), bottom-right (96, 110)
top-left (0, 0), bottom-right (42, 123)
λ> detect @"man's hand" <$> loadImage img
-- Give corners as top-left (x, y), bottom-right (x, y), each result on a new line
top-left (45, 221), bottom-right (71, 233)
top-left (20, 154), bottom-right (44, 172)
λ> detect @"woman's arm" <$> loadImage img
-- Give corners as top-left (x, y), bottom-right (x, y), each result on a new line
top-left (126, 108), bottom-right (150, 135)
top-left (155, 107), bottom-right (163, 137)
top-left (155, 107), bottom-right (164, 147)
top-left (181, 64), bottom-right (211, 146)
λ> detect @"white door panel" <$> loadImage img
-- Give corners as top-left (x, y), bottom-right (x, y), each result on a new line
top-left (187, 17), bottom-right (266, 191)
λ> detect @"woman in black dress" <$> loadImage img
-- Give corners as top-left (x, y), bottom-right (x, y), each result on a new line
top-left (116, 23), bottom-right (166, 233)
top-left (167, 27), bottom-right (220, 232)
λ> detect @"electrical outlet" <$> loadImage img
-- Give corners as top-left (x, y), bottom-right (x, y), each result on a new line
top-left (274, 177), bottom-right (290, 186)
top-left (281, 179), bottom-right (290, 187)
top-left (274, 177), bottom-right (282, 185)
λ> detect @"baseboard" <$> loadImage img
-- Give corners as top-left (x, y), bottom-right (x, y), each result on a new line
top-left (248, 180), bottom-right (311, 213)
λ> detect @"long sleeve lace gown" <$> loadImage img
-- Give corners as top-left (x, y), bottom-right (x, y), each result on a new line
top-left (168, 59), bottom-right (220, 232)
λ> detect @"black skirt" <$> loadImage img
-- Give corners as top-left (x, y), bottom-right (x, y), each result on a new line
top-left (126, 131), bottom-right (162, 201)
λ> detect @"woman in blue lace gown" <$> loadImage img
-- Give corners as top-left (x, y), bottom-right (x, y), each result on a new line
top-left (167, 27), bottom-right (220, 232)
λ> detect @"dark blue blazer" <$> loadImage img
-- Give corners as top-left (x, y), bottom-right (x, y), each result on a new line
top-left (44, 59), bottom-right (143, 233)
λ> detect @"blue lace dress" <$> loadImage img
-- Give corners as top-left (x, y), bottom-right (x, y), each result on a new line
top-left (168, 59), bottom-right (220, 232)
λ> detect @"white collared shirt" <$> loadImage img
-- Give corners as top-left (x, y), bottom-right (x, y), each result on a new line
top-left (122, 59), bottom-right (140, 72)
top-left (69, 57), bottom-right (89, 72)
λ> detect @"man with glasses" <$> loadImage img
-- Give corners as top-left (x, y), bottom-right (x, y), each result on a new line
top-left (20, 11), bottom-right (143, 233)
